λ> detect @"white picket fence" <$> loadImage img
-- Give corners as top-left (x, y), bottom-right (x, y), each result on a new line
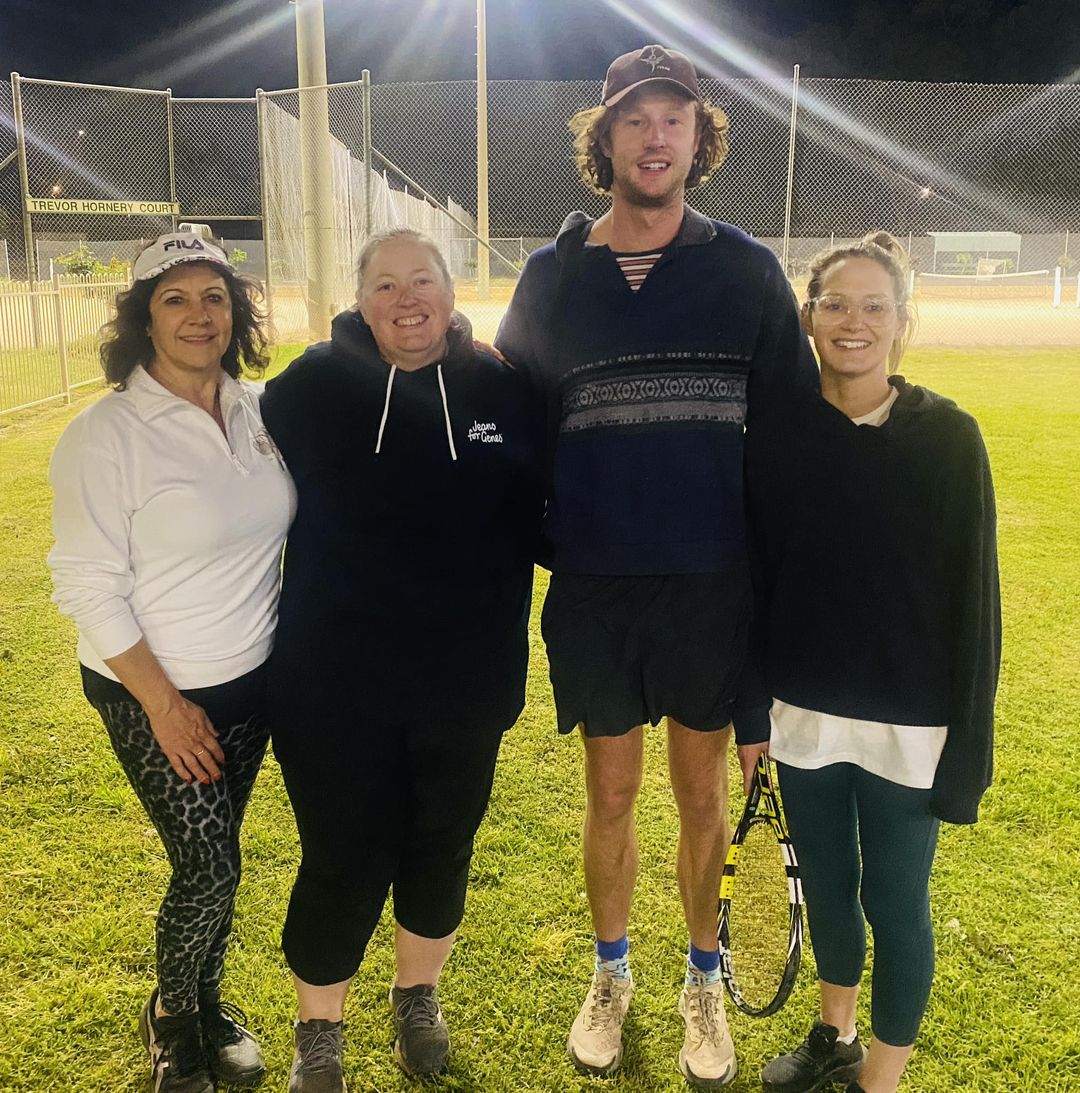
top-left (0, 273), bottom-right (126, 416)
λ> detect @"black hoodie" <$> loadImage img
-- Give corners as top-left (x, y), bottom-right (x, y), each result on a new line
top-left (260, 308), bottom-right (543, 734)
top-left (738, 376), bottom-right (1000, 824)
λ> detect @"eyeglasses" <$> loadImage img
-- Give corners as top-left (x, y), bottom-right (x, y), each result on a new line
top-left (811, 295), bottom-right (899, 326)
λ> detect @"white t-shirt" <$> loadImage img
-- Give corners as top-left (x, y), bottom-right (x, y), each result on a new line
top-left (768, 386), bottom-right (947, 789)
top-left (48, 367), bottom-right (297, 689)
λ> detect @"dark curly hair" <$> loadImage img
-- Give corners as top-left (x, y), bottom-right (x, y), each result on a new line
top-left (100, 255), bottom-right (270, 389)
top-left (569, 95), bottom-right (730, 195)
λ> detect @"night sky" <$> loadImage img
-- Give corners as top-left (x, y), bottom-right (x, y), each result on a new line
top-left (2, 0), bottom-right (1078, 96)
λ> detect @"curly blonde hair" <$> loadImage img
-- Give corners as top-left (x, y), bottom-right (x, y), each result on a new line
top-left (568, 96), bottom-right (730, 195)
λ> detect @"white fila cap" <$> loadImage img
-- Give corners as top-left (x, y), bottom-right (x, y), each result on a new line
top-left (133, 231), bottom-right (231, 281)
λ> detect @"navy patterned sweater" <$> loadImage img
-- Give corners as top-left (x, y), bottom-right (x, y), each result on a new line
top-left (495, 207), bottom-right (819, 575)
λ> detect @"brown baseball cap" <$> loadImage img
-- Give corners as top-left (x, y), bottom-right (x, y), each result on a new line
top-left (601, 45), bottom-right (701, 107)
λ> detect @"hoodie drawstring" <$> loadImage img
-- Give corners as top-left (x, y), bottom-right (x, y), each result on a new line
top-left (375, 366), bottom-right (397, 454)
top-left (437, 364), bottom-right (458, 462)
top-left (373, 363), bottom-right (458, 462)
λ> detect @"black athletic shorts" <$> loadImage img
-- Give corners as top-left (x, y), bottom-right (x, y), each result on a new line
top-left (540, 570), bottom-right (751, 738)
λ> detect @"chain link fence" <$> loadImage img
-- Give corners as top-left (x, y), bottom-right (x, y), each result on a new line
top-left (12, 76), bottom-right (175, 282)
top-left (2, 70), bottom-right (1078, 413)
top-left (366, 75), bottom-right (1080, 344)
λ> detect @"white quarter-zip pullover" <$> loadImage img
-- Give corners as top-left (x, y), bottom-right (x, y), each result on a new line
top-left (48, 366), bottom-right (297, 689)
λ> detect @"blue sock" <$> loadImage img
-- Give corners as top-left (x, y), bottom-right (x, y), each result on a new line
top-left (687, 943), bottom-right (721, 986)
top-left (595, 935), bottom-right (630, 979)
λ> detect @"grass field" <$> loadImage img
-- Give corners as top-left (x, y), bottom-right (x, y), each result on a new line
top-left (1, 347), bottom-right (1078, 1092)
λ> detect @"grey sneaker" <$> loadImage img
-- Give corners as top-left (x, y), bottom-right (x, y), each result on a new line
top-left (761, 1021), bottom-right (866, 1093)
top-left (138, 990), bottom-right (214, 1093)
top-left (389, 984), bottom-right (450, 1075)
top-left (288, 1019), bottom-right (347, 1093)
top-left (200, 998), bottom-right (266, 1087)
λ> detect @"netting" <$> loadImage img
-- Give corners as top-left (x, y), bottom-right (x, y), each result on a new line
top-left (918, 269), bottom-right (1054, 299)
top-left (260, 80), bottom-right (521, 341)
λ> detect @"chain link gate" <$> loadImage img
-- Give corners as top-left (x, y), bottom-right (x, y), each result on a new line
top-left (5, 76), bottom-right (175, 409)
top-left (13, 75), bottom-right (176, 282)
top-left (172, 96), bottom-right (265, 278)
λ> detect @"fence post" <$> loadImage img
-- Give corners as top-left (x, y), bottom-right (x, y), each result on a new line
top-left (52, 271), bottom-right (72, 404)
top-left (165, 87), bottom-right (178, 231)
top-left (1052, 266), bottom-right (1062, 307)
top-left (295, 0), bottom-right (336, 339)
top-left (781, 64), bottom-right (800, 278)
top-left (476, 0), bottom-right (491, 300)
top-left (12, 72), bottom-right (43, 349)
top-left (255, 89), bottom-right (275, 322)
top-left (362, 69), bottom-right (373, 238)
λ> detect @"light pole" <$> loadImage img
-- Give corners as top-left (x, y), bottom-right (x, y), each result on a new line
top-left (294, 0), bottom-right (336, 339)
top-left (476, 0), bottom-right (490, 300)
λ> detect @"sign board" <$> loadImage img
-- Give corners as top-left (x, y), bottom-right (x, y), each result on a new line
top-left (25, 198), bottom-right (180, 216)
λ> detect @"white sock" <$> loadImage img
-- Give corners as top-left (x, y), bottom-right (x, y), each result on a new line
top-left (685, 961), bottom-right (722, 987)
top-left (836, 1026), bottom-right (858, 1045)
top-left (596, 954), bottom-right (631, 980)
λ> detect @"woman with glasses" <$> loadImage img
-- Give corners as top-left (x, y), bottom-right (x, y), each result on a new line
top-left (736, 232), bottom-right (1000, 1093)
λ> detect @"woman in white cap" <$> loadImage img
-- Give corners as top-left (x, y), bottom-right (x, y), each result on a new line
top-left (47, 231), bottom-right (296, 1093)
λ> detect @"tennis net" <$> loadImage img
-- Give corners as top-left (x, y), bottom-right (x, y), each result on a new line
top-left (917, 269), bottom-right (1053, 300)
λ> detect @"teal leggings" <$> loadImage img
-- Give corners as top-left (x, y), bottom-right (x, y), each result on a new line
top-left (776, 762), bottom-right (941, 1047)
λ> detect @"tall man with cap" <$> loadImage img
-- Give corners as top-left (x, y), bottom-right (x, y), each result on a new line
top-left (496, 45), bottom-right (817, 1085)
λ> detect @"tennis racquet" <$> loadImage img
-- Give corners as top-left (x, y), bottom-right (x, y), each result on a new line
top-left (717, 753), bottom-right (803, 1017)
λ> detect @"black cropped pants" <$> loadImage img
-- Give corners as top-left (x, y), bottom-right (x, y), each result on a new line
top-left (276, 715), bottom-right (504, 986)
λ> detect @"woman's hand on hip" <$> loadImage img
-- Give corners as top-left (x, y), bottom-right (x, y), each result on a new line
top-left (145, 695), bottom-right (225, 785)
top-left (102, 638), bottom-right (225, 786)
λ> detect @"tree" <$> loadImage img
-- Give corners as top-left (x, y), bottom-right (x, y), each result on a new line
top-left (53, 243), bottom-right (127, 278)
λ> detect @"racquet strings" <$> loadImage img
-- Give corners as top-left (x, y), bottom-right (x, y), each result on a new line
top-left (724, 813), bottom-right (794, 1013)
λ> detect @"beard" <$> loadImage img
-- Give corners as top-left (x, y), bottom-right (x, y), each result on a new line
top-left (611, 167), bottom-right (690, 210)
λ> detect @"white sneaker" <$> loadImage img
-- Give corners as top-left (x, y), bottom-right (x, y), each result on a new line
top-left (566, 968), bottom-right (634, 1074)
top-left (678, 978), bottom-right (737, 1086)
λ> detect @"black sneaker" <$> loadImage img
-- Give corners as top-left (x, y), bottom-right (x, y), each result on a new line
top-left (201, 998), bottom-right (266, 1087)
top-left (389, 984), bottom-right (450, 1076)
top-left (761, 1021), bottom-right (866, 1093)
top-left (138, 990), bottom-right (214, 1093)
top-left (846, 1084), bottom-right (869, 1092)
top-left (288, 1018), bottom-right (347, 1093)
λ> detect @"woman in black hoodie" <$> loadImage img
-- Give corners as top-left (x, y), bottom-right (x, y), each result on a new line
top-left (739, 233), bottom-right (1000, 1093)
top-left (260, 229), bottom-right (542, 1091)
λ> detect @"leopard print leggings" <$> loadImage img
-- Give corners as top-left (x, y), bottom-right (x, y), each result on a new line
top-left (91, 697), bottom-right (268, 1015)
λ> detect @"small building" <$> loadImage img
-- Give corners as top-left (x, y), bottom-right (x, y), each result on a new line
top-left (927, 231), bottom-right (1022, 274)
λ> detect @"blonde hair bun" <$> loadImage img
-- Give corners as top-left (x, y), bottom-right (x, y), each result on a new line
top-left (862, 231), bottom-right (909, 268)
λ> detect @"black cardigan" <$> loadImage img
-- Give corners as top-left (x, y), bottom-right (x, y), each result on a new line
top-left (737, 376), bottom-right (1000, 824)
top-left (260, 309), bottom-right (544, 735)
